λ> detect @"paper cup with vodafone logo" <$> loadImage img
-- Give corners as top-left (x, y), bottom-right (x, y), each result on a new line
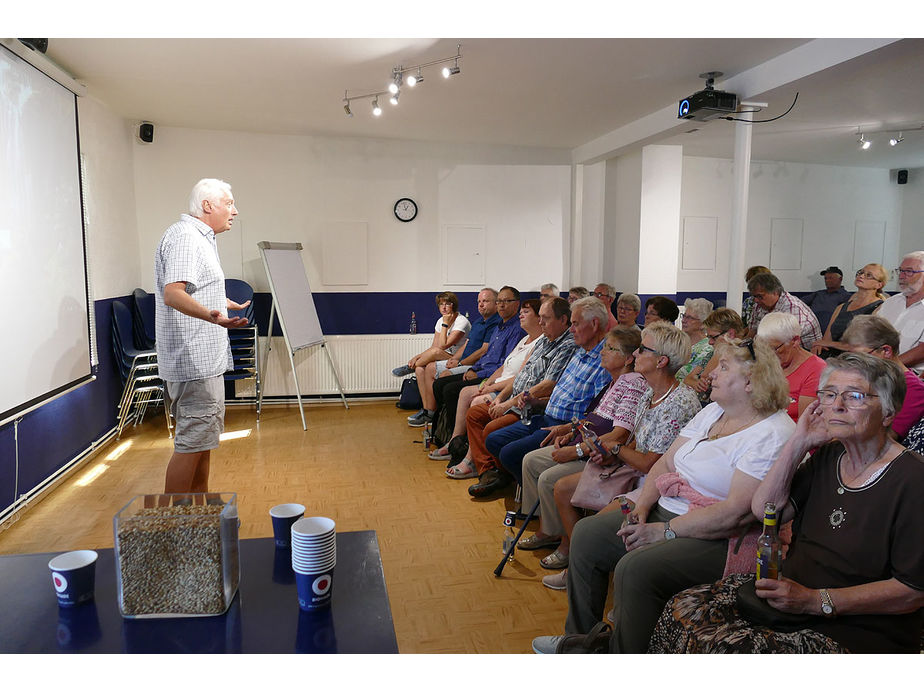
top-left (48, 550), bottom-right (98, 608)
top-left (294, 568), bottom-right (335, 611)
top-left (270, 503), bottom-right (305, 548)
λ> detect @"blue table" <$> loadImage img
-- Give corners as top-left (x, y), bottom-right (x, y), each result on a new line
top-left (0, 531), bottom-right (398, 653)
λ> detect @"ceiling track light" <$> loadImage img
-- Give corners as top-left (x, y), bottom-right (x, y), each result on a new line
top-left (857, 131), bottom-right (871, 150)
top-left (890, 132), bottom-right (904, 146)
top-left (342, 44), bottom-right (462, 119)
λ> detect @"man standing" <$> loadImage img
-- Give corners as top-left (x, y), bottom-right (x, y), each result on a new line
top-left (802, 266), bottom-right (851, 332)
top-left (746, 272), bottom-right (822, 350)
top-left (593, 283), bottom-right (619, 330)
top-left (472, 297), bottom-right (612, 497)
top-left (877, 251), bottom-right (924, 374)
top-left (155, 179), bottom-right (249, 495)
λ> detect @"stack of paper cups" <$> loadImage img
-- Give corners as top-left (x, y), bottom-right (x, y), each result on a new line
top-left (291, 517), bottom-right (336, 611)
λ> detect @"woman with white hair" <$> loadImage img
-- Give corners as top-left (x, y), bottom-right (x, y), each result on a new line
top-left (675, 298), bottom-right (714, 382)
top-left (757, 312), bottom-right (826, 421)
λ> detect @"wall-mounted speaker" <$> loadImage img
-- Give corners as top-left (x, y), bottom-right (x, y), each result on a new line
top-left (18, 39), bottom-right (48, 54)
top-left (897, 169), bottom-right (908, 185)
top-left (138, 122), bottom-right (154, 144)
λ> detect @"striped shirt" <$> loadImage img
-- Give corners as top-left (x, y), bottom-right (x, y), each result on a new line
top-left (154, 214), bottom-right (233, 382)
top-left (544, 338), bottom-right (612, 422)
top-left (511, 330), bottom-right (577, 396)
top-left (748, 291), bottom-right (823, 349)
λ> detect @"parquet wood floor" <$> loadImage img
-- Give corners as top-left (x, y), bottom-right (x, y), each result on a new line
top-left (0, 401), bottom-right (582, 654)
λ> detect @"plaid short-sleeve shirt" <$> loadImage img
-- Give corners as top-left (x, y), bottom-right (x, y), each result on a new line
top-left (155, 214), bottom-right (233, 382)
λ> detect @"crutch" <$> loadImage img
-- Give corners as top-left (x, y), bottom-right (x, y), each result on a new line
top-left (493, 498), bottom-right (540, 577)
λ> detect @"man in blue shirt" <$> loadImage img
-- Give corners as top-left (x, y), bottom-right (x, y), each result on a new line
top-left (408, 288), bottom-right (501, 422)
top-left (802, 266), bottom-right (851, 333)
top-left (411, 286), bottom-right (525, 428)
top-left (470, 297), bottom-right (612, 497)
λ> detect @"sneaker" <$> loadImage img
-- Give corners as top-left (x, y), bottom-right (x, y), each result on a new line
top-left (392, 364), bottom-right (414, 377)
top-left (407, 410), bottom-right (433, 427)
top-left (406, 409), bottom-right (425, 421)
top-left (541, 569), bottom-right (568, 591)
top-left (531, 635), bottom-right (564, 654)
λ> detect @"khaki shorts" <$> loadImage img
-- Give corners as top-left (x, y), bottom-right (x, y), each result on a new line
top-left (166, 375), bottom-right (225, 453)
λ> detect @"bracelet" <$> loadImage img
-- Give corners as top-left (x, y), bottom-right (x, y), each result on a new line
top-left (575, 444), bottom-right (585, 458)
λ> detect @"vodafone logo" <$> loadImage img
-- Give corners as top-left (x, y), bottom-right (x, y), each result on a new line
top-left (312, 575), bottom-right (332, 596)
top-left (52, 572), bottom-right (68, 593)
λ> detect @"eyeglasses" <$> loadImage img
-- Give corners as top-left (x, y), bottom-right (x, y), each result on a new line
top-left (855, 270), bottom-right (879, 280)
top-left (680, 313), bottom-right (700, 321)
top-left (603, 343), bottom-right (626, 354)
top-left (816, 389), bottom-right (879, 409)
top-left (636, 344), bottom-right (660, 356)
top-left (495, 299), bottom-right (518, 305)
top-left (593, 291), bottom-right (611, 299)
top-left (706, 328), bottom-right (729, 343)
top-left (895, 268), bottom-right (924, 276)
top-left (739, 339), bottom-right (756, 360)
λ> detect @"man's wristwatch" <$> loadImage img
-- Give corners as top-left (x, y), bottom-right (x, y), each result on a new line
top-left (819, 589), bottom-right (836, 618)
top-left (663, 520), bottom-right (676, 540)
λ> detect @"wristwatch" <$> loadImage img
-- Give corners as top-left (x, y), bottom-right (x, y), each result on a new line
top-left (609, 442), bottom-right (621, 458)
top-left (820, 589), bottom-right (836, 618)
top-left (663, 520), bottom-right (676, 540)
top-left (575, 444), bottom-right (585, 459)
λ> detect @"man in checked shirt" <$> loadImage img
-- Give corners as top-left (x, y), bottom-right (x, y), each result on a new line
top-left (154, 179), bottom-right (250, 496)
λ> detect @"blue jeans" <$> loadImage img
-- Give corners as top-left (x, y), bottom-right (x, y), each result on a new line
top-left (485, 414), bottom-right (566, 484)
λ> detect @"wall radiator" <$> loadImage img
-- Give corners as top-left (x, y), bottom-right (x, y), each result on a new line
top-left (235, 334), bottom-right (432, 398)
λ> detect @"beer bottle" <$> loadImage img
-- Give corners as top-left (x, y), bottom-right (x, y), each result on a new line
top-left (755, 501), bottom-right (782, 580)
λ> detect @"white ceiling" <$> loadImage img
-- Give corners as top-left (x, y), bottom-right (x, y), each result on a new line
top-left (34, 37), bottom-right (924, 169)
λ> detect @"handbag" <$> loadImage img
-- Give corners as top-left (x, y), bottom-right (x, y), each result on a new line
top-left (734, 576), bottom-right (814, 633)
top-left (396, 376), bottom-right (422, 410)
top-left (570, 460), bottom-right (640, 511)
top-left (554, 621), bottom-right (612, 654)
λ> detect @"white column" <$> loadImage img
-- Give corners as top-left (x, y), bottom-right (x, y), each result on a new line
top-left (638, 145), bottom-right (683, 295)
top-left (726, 112), bottom-right (753, 313)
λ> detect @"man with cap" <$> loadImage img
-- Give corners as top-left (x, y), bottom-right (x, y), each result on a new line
top-left (802, 266), bottom-right (852, 333)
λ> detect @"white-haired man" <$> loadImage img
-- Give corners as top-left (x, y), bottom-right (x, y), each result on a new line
top-left (155, 178), bottom-right (250, 495)
top-left (877, 251), bottom-right (924, 374)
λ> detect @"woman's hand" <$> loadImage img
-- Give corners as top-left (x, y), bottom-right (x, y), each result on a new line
top-left (694, 371), bottom-right (712, 394)
top-left (471, 394), bottom-right (493, 407)
top-left (754, 577), bottom-right (818, 615)
top-left (794, 399), bottom-right (834, 451)
top-left (616, 521), bottom-right (665, 551)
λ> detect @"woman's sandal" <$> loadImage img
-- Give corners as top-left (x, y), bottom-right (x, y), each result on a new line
top-left (445, 459), bottom-right (478, 479)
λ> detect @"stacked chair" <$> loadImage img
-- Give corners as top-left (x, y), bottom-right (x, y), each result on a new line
top-left (112, 297), bottom-right (170, 439)
top-left (224, 279), bottom-right (262, 421)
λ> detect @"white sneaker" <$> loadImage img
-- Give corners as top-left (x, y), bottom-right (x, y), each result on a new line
top-left (541, 569), bottom-right (568, 591)
top-left (531, 635), bottom-right (564, 654)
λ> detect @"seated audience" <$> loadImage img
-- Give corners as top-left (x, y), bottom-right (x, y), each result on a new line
top-left (741, 265), bottom-right (770, 329)
top-left (746, 272), bottom-right (822, 350)
top-left (417, 286), bottom-right (525, 428)
top-left (414, 288), bottom-right (501, 422)
top-left (685, 307), bottom-right (746, 403)
top-left (450, 297), bottom-right (577, 484)
top-left (649, 353), bottom-right (923, 654)
top-left (540, 283), bottom-right (560, 300)
top-left (876, 250), bottom-right (924, 374)
top-left (757, 313), bottom-right (826, 421)
top-left (842, 315), bottom-right (924, 440)
top-left (675, 298), bottom-right (714, 382)
top-left (473, 298), bottom-right (613, 497)
top-left (592, 284), bottom-right (619, 330)
top-left (615, 293), bottom-right (641, 331)
top-left (527, 323), bottom-right (701, 585)
top-left (644, 296), bottom-right (680, 326)
top-left (802, 266), bottom-right (852, 334)
top-left (392, 291), bottom-right (470, 379)
top-left (514, 327), bottom-right (646, 565)
top-left (567, 286), bottom-right (589, 304)
top-left (532, 337), bottom-right (794, 654)
top-left (811, 264), bottom-right (887, 358)
top-left (428, 299), bottom-right (542, 463)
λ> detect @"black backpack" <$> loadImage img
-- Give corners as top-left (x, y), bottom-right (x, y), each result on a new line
top-left (396, 377), bottom-right (423, 410)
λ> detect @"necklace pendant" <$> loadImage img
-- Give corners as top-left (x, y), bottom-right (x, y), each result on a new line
top-left (836, 486), bottom-right (845, 495)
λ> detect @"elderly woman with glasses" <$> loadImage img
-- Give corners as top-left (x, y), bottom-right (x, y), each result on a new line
top-left (757, 313), bottom-right (827, 421)
top-left (676, 298), bottom-right (714, 382)
top-left (531, 336), bottom-right (794, 653)
top-left (811, 263), bottom-right (888, 358)
top-left (687, 308), bottom-right (746, 403)
top-left (649, 352), bottom-right (924, 653)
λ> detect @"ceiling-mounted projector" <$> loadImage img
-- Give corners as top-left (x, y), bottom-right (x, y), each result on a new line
top-left (678, 71), bottom-right (738, 121)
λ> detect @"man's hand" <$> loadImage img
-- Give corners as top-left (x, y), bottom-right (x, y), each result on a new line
top-left (463, 369), bottom-right (480, 381)
top-left (211, 310), bottom-right (249, 329)
top-left (227, 299), bottom-right (251, 312)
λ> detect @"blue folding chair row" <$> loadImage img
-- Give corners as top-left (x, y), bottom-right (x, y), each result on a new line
top-left (224, 279), bottom-right (261, 421)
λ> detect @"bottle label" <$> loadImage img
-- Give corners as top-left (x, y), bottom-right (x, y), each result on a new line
top-left (756, 552), bottom-right (779, 580)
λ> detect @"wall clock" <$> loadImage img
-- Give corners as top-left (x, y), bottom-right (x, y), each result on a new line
top-left (394, 198), bottom-right (418, 222)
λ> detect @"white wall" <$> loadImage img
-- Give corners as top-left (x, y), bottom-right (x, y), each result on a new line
top-left (77, 96), bottom-right (140, 300)
top-left (131, 126), bottom-right (571, 295)
top-left (899, 168), bottom-right (924, 258)
top-left (679, 156), bottom-right (904, 294)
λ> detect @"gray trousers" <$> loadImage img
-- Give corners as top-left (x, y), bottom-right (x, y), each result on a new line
top-left (520, 446), bottom-right (585, 536)
top-left (565, 504), bottom-right (727, 653)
